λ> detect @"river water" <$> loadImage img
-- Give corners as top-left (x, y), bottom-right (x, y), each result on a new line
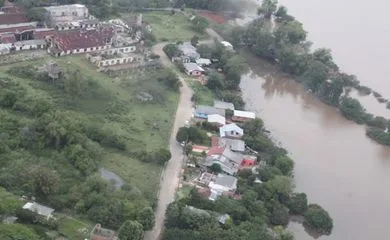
top-left (240, 53), bottom-right (390, 240)
top-left (238, 1), bottom-right (390, 239)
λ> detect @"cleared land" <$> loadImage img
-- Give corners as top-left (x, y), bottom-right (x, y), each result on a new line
top-left (142, 11), bottom-right (204, 41)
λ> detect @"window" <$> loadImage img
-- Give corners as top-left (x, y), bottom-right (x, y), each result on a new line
top-left (76, 49), bottom-right (79, 52)
top-left (84, 48), bottom-right (87, 52)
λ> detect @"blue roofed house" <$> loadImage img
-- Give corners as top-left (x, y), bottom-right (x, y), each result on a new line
top-left (195, 105), bottom-right (225, 119)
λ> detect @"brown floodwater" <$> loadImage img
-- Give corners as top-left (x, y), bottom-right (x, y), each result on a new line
top-left (240, 52), bottom-right (390, 239)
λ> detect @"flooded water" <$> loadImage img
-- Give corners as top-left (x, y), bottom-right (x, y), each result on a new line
top-left (240, 52), bottom-right (390, 240)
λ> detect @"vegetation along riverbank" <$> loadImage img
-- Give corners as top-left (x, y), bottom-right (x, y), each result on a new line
top-left (159, 13), bottom-right (333, 238)
top-left (214, 0), bottom-right (390, 146)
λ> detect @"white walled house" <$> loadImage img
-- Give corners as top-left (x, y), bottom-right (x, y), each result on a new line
top-left (45, 4), bottom-right (91, 23)
top-left (86, 46), bottom-right (144, 68)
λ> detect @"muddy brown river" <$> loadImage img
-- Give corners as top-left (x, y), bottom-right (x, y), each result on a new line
top-left (240, 52), bottom-right (390, 239)
top-left (239, 0), bottom-right (390, 238)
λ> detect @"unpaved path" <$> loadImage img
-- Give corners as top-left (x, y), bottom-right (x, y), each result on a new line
top-left (144, 43), bottom-right (194, 240)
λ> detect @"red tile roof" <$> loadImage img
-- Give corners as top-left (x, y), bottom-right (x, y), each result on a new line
top-left (53, 27), bottom-right (115, 51)
top-left (33, 29), bottom-right (56, 39)
top-left (0, 25), bottom-right (35, 34)
top-left (0, 13), bottom-right (28, 25)
top-left (0, 34), bottom-right (16, 43)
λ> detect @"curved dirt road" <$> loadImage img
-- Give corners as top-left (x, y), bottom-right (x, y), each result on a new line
top-left (144, 43), bottom-right (194, 240)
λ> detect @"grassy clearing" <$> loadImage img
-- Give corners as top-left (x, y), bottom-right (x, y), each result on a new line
top-left (0, 55), bottom-right (179, 202)
top-left (176, 185), bottom-right (193, 200)
top-left (142, 11), bottom-right (204, 41)
top-left (58, 216), bottom-right (92, 240)
top-left (185, 77), bottom-right (214, 105)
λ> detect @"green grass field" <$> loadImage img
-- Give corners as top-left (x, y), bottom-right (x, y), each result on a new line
top-left (58, 216), bottom-right (92, 240)
top-left (142, 11), bottom-right (205, 42)
top-left (0, 55), bottom-right (179, 219)
top-left (185, 77), bottom-right (214, 105)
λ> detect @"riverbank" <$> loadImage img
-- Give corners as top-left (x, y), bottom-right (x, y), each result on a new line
top-left (212, 4), bottom-right (390, 146)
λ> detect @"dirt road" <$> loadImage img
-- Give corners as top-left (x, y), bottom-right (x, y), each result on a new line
top-left (144, 43), bottom-right (194, 240)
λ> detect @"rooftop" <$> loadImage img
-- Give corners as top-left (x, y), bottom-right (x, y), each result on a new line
top-left (22, 202), bottom-right (54, 217)
top-left (233, 110), bottom-right (256, 119)
top-left (222, 148), bottom-right (244, 164)
top-left (219, 123), bottom-right (244, 137)
top-left (183, 62), bottom-right (204, 73)
top-left (214, 100), bottom-right (235, 110)
top-left (0, 13), bottom-right (28, 25)
top-left (52, 27), bottom-right (115, 51)
top-left (218, 137), bottom-right (245, 152)
top-left (214, 173), bottom-right (237, 189)
top-left (196, 105), bottom-right (225, 116)
top-left (207, 114), bottom-right (226, 125)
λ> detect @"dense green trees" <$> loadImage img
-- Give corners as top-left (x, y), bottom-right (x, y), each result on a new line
top-left (191, 16), bottom-right (209, 33)
top-left (304, 204), bottom-right (333, 235)
top-left (257, 0), bottom-right (278, 19)
top-left (136, 207), bottom-right (155, 230)
top-left (176, 126), bottom-right (209, 145)
top-left (288, 193), bottom-right (308, 215)
top-left (339, 97), bottom-right (366, 124)
top-left (118, 220), bottom-right (144, 240)
top-left (163, 44), bottom-right (180, 59)
top-left (0, 224), bottom-right (41, 240)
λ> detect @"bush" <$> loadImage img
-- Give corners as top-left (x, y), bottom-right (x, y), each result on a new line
top-left (304, 204), bottom-right (333, 234)
top-left (288, 193), bottom-right (308, 215)
top-left (339, 97), bottom-right (366, 124)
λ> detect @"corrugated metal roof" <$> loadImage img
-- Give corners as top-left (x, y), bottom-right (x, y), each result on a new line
top-left (207, 114), bottom-right (226, 125)
top-left (214, 100), bottom-right (234, 110)
top-left (233, 110), bottom-right (255, 119)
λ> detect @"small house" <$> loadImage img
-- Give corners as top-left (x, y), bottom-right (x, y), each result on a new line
top-left (183, 62), bottom-right (204, 76)
top-left (218, 137), bottom-right (245, 152)
top-left (178, 42), bottom-right (200, 61)
top-left (22, 202), bottom-right (54, 220)
top-left (207, 114), bottom-right (226, 126)
top-left (219, 123), bottom-right (244, 139)
top-left (195, 58), bottom-right (211, 67)
top-left (208, 174), bottom-right (237, 201)
top-left (232, 110), bottom-right (256, 122)
top-left (195, 105), bottom-right (225, 119)
top-left (214, 100), bottom-right (235, 111)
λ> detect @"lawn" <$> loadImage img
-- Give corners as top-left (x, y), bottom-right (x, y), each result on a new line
top-left (58, 216), bottom-right (92, 240)
top-left (185, 77), bottom-right (215, 105)
top-left (141, 11), bottom-right (205, 41)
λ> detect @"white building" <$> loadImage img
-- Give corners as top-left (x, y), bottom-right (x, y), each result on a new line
top-left (45, 4), bottom-right (90, 23)
top-left (207, 114), bottom-right (226, 126)
top-left (22, 202), bottom-right (54, 220)
top-left (219, 123), bottom-right (244, 138)
top-left (232, 110), bottom-right (256, 122)
top-left (87, 46), bottom-right (143, 68)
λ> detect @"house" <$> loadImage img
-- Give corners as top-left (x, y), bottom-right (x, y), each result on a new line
top-left (90, 224), bottom-right (118, 240)
top-left (192, 145), bottom-right (210, 154)
top-left (22, 202), bottom-right (54, 220)
top-left (207, 114), bottom-right (226, 126)
top-left (195, 105), bottom-right (225, 119)
top-left (208, 173), bottom-right (237, 201)
top-left (178, 42), bottom-right (200, 62)
top-left (195, 58), bottom-right (211, 67)
top-left (218, 137), bottom-right (245, 152)
top-left (47, 27), bottom-right (115, 56)
top-left (183, 62), bottom-right (204, 76)
top-left (202, 148), bottom-right (244, 175)
top-left (232, 110), bottom-right (256, 122)
top-left (214, 100), bottom-right (235, 111)
top-left (86, 46), bottom-right (143, 68)
top-left (219, 123), bottom-right (244, 138)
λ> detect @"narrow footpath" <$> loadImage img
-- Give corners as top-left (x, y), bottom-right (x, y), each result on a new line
top-left (144, 43), bottom-right (194, 240)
